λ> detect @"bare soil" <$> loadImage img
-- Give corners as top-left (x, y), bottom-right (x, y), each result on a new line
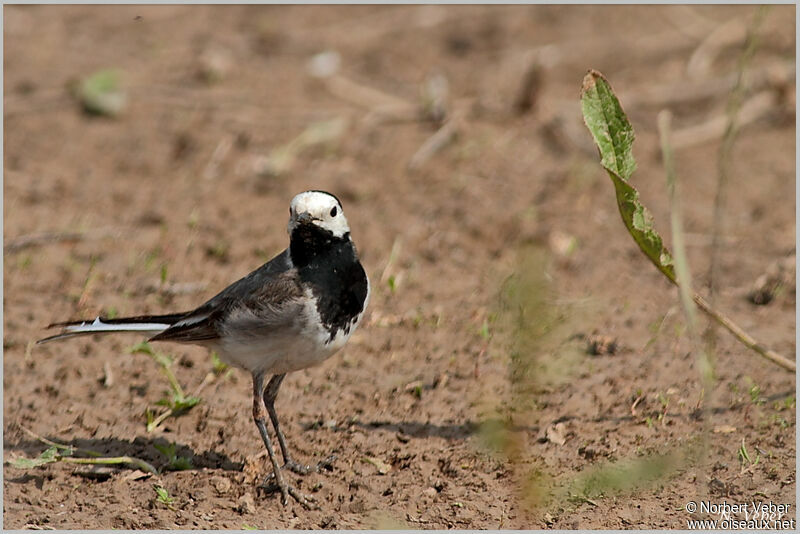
top-left (3, 5), bottom-right (795, 529)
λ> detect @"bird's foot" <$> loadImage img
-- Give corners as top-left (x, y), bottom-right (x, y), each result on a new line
top-left (261, 478), bottom-right (317, 510)
top-left (283, 454), bottom-right (336, 475)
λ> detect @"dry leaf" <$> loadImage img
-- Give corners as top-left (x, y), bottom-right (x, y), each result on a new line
top-left (122, 469), bottom-right (152, 481)
top-left (546, 422), bottom-right (567, 445)
top-left (363, 456), bottom-right (392, 474)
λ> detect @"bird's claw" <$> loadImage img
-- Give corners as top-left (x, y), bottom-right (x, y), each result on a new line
top-left (261, 480), bottom-right (317, 510)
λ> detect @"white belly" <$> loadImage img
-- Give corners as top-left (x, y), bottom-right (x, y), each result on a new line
top-left (210, 284), bottom-right (369, 376)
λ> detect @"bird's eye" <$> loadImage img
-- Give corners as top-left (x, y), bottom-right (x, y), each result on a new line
top-left (330, 206), bottom-right (338, 217)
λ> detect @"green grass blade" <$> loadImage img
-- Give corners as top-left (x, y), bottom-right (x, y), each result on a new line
top-left (580, 70), bottom-right (675, 283)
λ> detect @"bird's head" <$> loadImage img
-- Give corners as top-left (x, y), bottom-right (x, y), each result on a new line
top-left (287, 190), bottom-right (350, 239)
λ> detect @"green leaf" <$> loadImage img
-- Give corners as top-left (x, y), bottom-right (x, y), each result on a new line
top-left (153, 442), bottom-right (175, 457)
top-left (580, 70), bottom-right (675, 283)
top-left (131, 341), bottom-right (174, 373)
top-left (8, 446), bottom-right (61, 469)
top-left (478, 319), bottom-right (490, 341)
top-left (171, 456), bottom-right (193, 471)
top-left (211, 352), bottom-right (228, 374)
top-left (75, 69), bottom-right (127, 117)
top-left (172, 395), bottom-right (200, 412)
top-left (157, 393), bottom-right (199, 413)
top-left (154, 485), bottom-right (174, 504)
top-left (154, 441), bottom-right (193, 471)
top-left (129, 341), bottom-right (155, 356)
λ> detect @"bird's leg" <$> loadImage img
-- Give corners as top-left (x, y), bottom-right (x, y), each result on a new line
top-left (264, 373), bottom-right (335, 475)
top-left (251, 372), bottom-right (315, 509)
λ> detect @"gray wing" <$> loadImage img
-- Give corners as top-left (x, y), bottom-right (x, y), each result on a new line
top-left (150, 249), bottom-right (302, 343)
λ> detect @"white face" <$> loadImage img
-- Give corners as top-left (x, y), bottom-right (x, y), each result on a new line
top-left (287, 190), bottom-right (350, 238)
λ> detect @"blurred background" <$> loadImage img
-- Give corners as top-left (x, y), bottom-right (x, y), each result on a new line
top-left (4, 4), bottom-right (795, 529)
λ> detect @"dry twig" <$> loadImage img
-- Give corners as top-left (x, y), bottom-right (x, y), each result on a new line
top-left (5, 227), bottom-right (130, 254)
top-left (669, 90), bottom-right (777, 151)
top-left (624, 61), bottom-right (793, 108)
top-left (707, 6), bottom-right (769, 349)
top-left (407, 113), bottom-right (464, 172)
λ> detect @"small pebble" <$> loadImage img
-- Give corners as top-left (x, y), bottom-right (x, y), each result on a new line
top-left (237, 492), bottom-right (255, 514)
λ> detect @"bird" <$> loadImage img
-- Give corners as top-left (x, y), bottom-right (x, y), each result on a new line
top-left (37, 190), bottom-right (370, 508)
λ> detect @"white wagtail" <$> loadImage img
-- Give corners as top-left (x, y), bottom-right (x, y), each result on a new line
top-left (38, 190), bottom-right (370, 507)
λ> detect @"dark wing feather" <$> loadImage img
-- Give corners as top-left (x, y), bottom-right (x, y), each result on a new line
top-left (150, 249), bottom-right (299, 343)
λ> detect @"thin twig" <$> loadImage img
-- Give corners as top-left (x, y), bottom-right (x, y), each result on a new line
top-left (324, 74), bottom-right (414, 113)
top-left (21, 425), bottom-right (92, 456)
top-left (5, 227), bottom-right (129, 253)
top-left (659, 112), bottom-right (696, 328)
top-left (624, 61), bottom-right (793, 108)
top-left (662, 5), bottom-right (721, 40)
top-left (655, 105), bottom-right (793, 372)
top-left (253, 117), bottom-right (349, 177)
top-left (687, 16), bottom-right (750, 78)
top-left (202, 134), bottom-right (234, 180)
top-left (379, 237), bottom-right (403, 284)
top-left (191, 371), bottom-right (218, 399)
top-left (659, 110), bottom-right (714, 480)
top-left (686, 10), bottom-right (779, 79)
top-left (692, 292), bottom-right (794, 372)
top-left (287, 5), bottom-right (457, 46)
top-left (707, 6), bottom-right (769, 348)
top-left (407, 113), bottom-right (463, 171)
top-left (669, 90), bottom-right (776, 151)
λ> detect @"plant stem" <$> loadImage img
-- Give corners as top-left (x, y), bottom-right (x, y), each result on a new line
top-left (692, 293), bottom-right (795, 372)
top-left (659, 107), bottom-right (717, 390)
top-left (147, 408), bottom-right (174, 433)
top-left (19, 426), bottom-right (158, 474)
top-left (60, 455), bottom-right (158, 475)
top-left (708, 6), bottom-right (769, 343)
top-left (160, 364), bottom-right (185, 400)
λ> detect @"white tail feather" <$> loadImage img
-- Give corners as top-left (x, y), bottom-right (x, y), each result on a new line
top-left (37, 316), bottom-right (172, 345)
top-left (64, 317), bottom-right (170, 335)
top-left (63, 317), bottom-right (170, 335)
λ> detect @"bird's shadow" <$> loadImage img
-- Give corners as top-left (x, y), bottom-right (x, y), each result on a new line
top-left (310, 386), bottom-right (797, 440)
top-left (312, 418), bottom-right (539, 440)
top-left (4, 434), bottom-right (242, 483)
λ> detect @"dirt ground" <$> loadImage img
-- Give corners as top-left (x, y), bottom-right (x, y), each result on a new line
top-left (3, 5), bottom-right (796, 530)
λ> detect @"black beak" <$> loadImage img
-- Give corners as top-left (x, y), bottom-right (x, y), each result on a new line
top-left (296, 212), bottom-right (315, 225)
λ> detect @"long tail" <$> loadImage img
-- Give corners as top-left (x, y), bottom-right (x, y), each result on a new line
top-left (37, 313), bottom-right (189, 344)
